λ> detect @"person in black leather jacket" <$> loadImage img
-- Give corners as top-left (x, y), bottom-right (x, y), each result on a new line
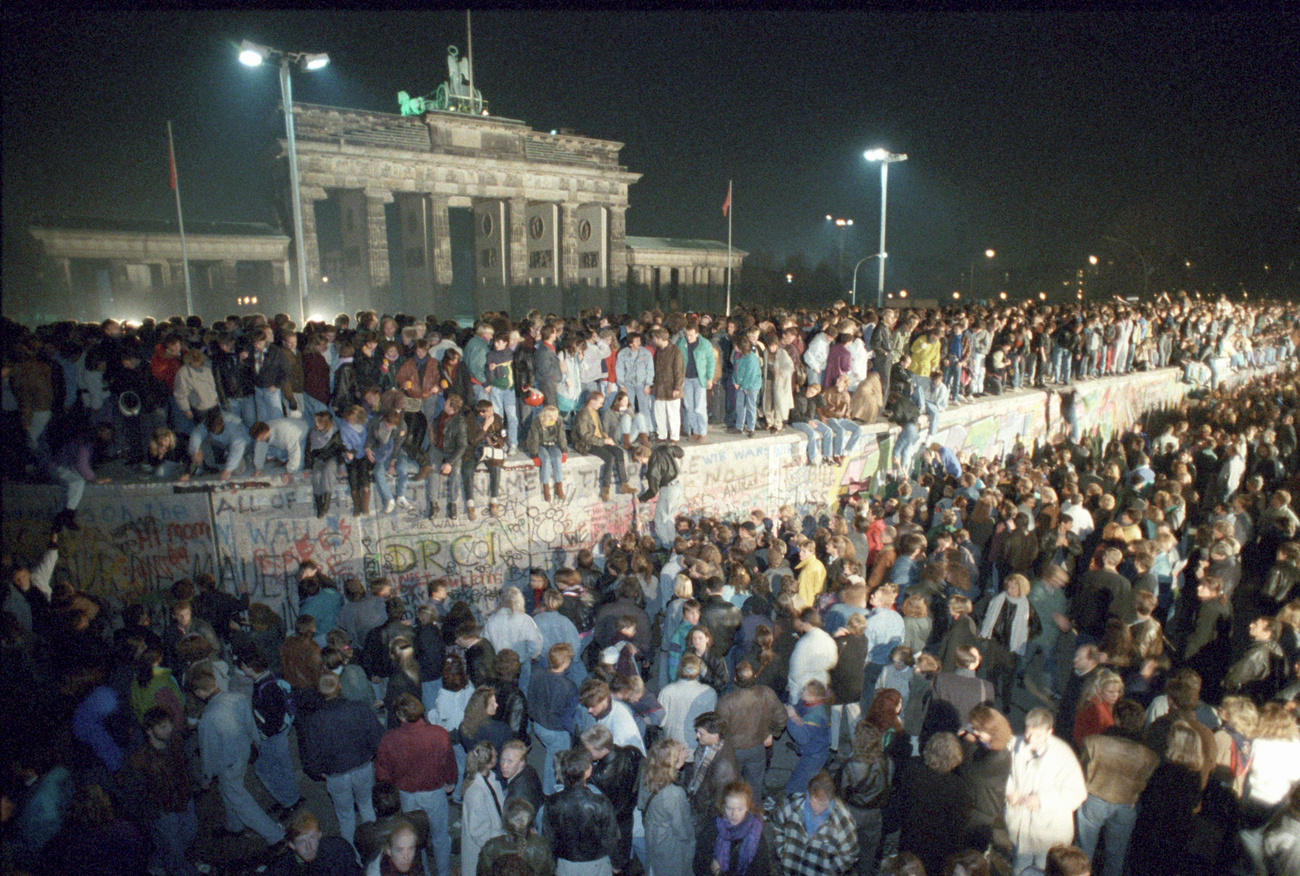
top-left (490, 649), bottom-right (531, 742)
top-left (542, 747), bottom-right (621, 869)
top-left (580, 724), bottom-right (642, 873)
top-left (701, 576), bottom-right (743, 661)
top-left (1223, 615), bottom-right (1288, 701)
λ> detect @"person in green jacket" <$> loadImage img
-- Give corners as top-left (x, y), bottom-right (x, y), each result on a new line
top-left (732, 337), bottom-right (763, 436)
top-left (676, 320), bottom-right (716, 442)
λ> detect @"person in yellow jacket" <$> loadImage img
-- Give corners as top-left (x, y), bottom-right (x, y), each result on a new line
top-left (910, 327), bottom-right (942, 377)
top-left (794, 536), bottom-right (827, 611)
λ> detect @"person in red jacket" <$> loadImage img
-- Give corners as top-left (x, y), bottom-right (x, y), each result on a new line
top-left (374, 693), bottom-right (457, 876)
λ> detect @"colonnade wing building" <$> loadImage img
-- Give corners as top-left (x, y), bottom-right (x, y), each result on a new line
top-left (22, 101), bottom-right (744, 324)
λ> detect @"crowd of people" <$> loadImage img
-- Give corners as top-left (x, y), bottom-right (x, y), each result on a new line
top-left (2, 292), bottom-right (1294, 533)
top-left (3, 294), bottom-right (1300, 876)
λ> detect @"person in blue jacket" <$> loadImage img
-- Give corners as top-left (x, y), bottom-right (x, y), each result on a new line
top-left (732, 337), bottom-right (763, 436)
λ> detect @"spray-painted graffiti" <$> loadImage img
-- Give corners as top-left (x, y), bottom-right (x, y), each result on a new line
top-left (3, 366), bottom-right (1257, 622)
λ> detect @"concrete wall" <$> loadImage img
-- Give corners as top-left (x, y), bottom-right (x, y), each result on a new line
top-left (1, 367), bottom-right (1202, 626)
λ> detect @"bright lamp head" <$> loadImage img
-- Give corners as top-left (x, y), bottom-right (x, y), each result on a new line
top-left (301, 52), bottom-right (330, 71)
top-left (863, 148), bottom-right (888, 161)
top-left (238, 40), bottom-right (269, 67)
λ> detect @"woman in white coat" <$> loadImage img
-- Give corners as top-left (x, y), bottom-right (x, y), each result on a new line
top-left (460, 741), bottom-right (505, 876)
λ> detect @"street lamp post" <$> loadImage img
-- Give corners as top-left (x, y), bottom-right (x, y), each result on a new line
top-left (863, 149), bottom-right (907, 308)
top-left (1101, 235), bottom-right (1151, 300)
top-left (970, 248), bottom-right (995, 299)
top-left (239, 40), bottom-right (330, 326)
top-left (850, 253), bottom-right (886, 307)
top-left (825, 214), bottom-right (854, 290)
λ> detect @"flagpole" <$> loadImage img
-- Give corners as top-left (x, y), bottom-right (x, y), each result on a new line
top-left (167, 121), bottom-right (194, 317)
top-left (725, 179), bottom-right (733, 317)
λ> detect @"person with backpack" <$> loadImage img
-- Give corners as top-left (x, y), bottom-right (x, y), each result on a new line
top-left (235, 643), bottom-right (302, 817)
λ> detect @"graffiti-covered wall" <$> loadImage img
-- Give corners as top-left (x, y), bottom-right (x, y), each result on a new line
top-left (0, 366), bottom-right (1219, 621)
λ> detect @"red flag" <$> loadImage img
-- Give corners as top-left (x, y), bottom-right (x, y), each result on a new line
top-left (721, 182), bottom-right (731, 217)
top-left (168, 140), bottom-right (178, 191)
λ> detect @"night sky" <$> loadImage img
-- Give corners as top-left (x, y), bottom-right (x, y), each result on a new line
top-left (3, 9), bottom-right (1297, 302)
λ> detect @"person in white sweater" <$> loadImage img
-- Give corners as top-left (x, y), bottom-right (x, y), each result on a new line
top-left (786, 608), bottom-right (838, 703)
top-left (482, 587), bottom-right (544, 692)
top-left (1005, 707), bottom-right (1087, 874)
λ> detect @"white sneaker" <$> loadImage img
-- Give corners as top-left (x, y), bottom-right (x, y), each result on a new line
top-left (396, 496), bottom-right (414, 510)
top-left (383, 499), bottom-right (396, 514)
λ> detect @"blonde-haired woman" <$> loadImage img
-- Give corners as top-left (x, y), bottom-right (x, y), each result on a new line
top-left (979, 572), bottom-right (1040, 708)
top-left (524, 402), bottom-right (568, 502)
top-left (1240, 703), bottom-right (1300, 872)
top-left (1128, 721), bottom-right (1205, 876)
top-left (638, 738), bottom-right (694, 876)
top-left (1213, 695), bottom-right (1259, 798)
top-left (1072, 669), bottom-right (1123, 746)
top-left (460, 741), bottom-right (504, 876)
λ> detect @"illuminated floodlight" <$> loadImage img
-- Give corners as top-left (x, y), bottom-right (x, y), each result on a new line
top-left (239, 40), bottom-right (269, 67)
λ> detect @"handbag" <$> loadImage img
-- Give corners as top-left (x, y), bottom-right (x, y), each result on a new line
top-left (403, 395), bottom-right (423, 413)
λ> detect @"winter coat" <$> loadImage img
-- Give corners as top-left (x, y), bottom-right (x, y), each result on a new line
top-left (523, 415), bottom-right (567, 456)
top-left (652, 343), bottom-right (685, 399)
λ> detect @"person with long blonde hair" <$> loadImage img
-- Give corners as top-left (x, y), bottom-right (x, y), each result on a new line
top-left (637, 738), bottom-right (694, 875)
top-left (1128, 721), bottom-right (1205, 876)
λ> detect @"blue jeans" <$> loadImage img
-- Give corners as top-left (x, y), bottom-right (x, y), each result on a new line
top-left (533, 723), bottom-right (571, 795)
top-left (785, 747), bottom-right (829, 796)
top-left (537, 445), bottom-right (564, 485)
top-left (682, 378), bottom-right (708, 436)
top-left (611, 410), bottom-right (650, 444)
top-left (373, 451), bottom-right (413, 507)
top-left (53, 465), bottom-right (86, 510)
top-left (1075, 793), bottom-right (1136, 876)
top-left (735, 745), bottom-right (768, 800)
top-left (400, 788), bottom-right (452, 876)
top-left (826, 417), bottom-right (865, 455)
top-left (150, 802), bottom-right (199, 876)
top-left (894, 422), bottom-right (922, 473)
top-left (253, 385), bottom-right (284, 422)
top-left (1052, 347), bottom-right (1071, 383)
top-left (922, 400), bottom-right (944, 437)
top-left (791, 421), bottom-right (833, 462)
top-left (217, 759), bottom-right (284, 843)
top-left (325, 761), bottom-right (376, 846)
top-left (254, 729), bottom-right (300, 808)
top-left (735, 388), bottom-right (758, 431)
top-left (489, 386), bottom-right (519, 450)
top-left (654, 480), bottom-right (684, 548)
top-left (806, 368), bottom-right (824, 388)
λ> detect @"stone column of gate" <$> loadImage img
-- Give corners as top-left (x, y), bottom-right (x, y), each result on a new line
top-left (559, 203), bottom-right (580, 286)
top-left (507, 197), bottom-right (529, 288)
top-left (363, 189), bottom-right (393, 301)
top-left (429, 195), bottom-right (453, 292)
top-left (297, 185), bottom-right (326, 313)
top-left (607, 206), bottom-right (629, 289)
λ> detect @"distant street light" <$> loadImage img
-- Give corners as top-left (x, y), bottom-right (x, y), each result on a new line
top-left (970, 248), bottom-right (996, 299)
top-left (864, 149), bottom-right (907, 308)
top-left (1088, 254), bottom-right (1099, 265)
top-left (239, 39), bottom-right (330, 325)
top-left (1101, 235), bottom-right (1151, 300)
top-left (825, 214), bottom-right (855, 288)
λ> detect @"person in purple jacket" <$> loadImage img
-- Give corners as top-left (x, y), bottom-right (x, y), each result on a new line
top-left (50, 422), bottom-right (113, 532)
